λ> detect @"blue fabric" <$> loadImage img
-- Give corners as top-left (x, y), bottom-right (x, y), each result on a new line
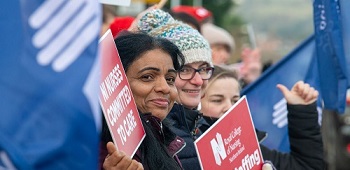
top-left (340, 0), bottom-right (350, 84)
top-left (0, 0), bottom-right (101, 169)
top-left (241, 0), bottom-right (350, 152)
top-left (313, 0), bottom-right (350, 113)
top-left (241, 36), bottom-right (321, 152)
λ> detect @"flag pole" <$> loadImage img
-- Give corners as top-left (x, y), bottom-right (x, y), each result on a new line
top-left (157, 0), bottom-right (167, 9)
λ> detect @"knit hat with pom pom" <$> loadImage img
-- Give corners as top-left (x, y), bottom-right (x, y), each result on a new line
top-left (137, 9), bottom-right (212, 66)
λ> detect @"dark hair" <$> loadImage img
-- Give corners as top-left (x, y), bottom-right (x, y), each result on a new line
top-left (169, 11), bottom-right (201, 33)
top-left (115, 32), bottom-right (185, 72)
top-left (101, 32), bottom-right (185, 169)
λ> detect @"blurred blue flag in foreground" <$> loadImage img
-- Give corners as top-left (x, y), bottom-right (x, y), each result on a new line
top-left (241, 0), bottom-right (349, 152)
top-left (313, 0), bottom-right (350, 113)
top-left (0, 0), bottom-right (101, 169)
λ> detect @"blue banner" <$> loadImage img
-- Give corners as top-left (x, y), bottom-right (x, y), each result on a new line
top-left (340, 0), bottom-right (350, 86)
top-left (313, 0), bottom-right (349, 113)
top-left (0, 0), bottom-right (101, 169)
top-left (241, 36), bottom-right (322, 152)
top-left (241, 0), bottom-right (349, 152)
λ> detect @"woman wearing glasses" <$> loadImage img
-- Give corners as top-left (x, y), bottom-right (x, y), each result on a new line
top-left (136, 9), bottom-right (276, 170)
top-left (169, 59), bottom-right (214, 170)
top-left (137, 9), bottom-right (214, 170)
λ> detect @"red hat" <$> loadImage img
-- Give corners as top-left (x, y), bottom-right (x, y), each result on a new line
top-left (109, 16), bottom-right (134, 38)
top-left (172, 5), bottom-right (212, 23)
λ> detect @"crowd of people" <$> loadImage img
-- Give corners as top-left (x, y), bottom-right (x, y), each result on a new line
top-left (3, 1), bottom-right (350, 169)
top-left (96, 4), bottom-right (330, 170)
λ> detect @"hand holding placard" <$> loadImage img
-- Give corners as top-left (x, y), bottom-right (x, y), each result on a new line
top-left (195, 96), bottom-right (264, 170)
top-left (103, 142), bottom-right (143, 169)
top-left (99, 30), bottom-right (145, 157)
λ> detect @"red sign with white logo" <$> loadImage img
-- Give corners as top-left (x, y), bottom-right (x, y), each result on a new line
top-left (195, 96), bottom-right (263, 170)
top-left (99, 30), bottom-right (145, 157)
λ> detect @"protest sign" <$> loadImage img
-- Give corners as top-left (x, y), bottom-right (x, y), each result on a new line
top-left (195, 96), bottom-right (263, 170)
top-left (99, 30), bottom-right (145, 157)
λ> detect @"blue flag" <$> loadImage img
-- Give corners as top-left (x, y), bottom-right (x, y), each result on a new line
top-left (241, 36), bottom-right (322, 152)
top-left (341, 0), bottom-right (350, 82)
top-left (313, 0), bottom-right (350, 113)
top-left (241, 0), bottom-right (350, 152)
top-left (0, 0), bottom-right (101, 169)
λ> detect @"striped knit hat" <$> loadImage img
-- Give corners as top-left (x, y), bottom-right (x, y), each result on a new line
top-left (137, 9), bottom-right (212, 66)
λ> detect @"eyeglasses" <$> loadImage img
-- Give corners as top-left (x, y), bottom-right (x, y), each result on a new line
top-left (178, 66), bottom-right (214, 80)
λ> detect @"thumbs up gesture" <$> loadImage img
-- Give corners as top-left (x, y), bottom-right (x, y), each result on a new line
top-left (276, 81), bottom-right (319, 105)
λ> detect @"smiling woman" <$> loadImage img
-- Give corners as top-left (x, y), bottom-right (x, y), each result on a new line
top-left (99, 32), bottom-right (185, 170)
top-left (125, 49), bottom-right (178, 120)
top-left (200, 65), bottom-right (240, 120)
top-left (136, 9), bottom-right (214, 170)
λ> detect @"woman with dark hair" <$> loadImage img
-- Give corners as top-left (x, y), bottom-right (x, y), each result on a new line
top-left (135, 10), bottom-right (214, 170)
top-left (100, 32), bottom-right (185, 170)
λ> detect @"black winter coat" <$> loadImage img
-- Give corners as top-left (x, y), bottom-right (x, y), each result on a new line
top-left (167, 103), bottom-right (203, 170)
top-left (260, 102), bottom-right (324, 170)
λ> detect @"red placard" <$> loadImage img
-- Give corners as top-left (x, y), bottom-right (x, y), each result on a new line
top-left (99, 30), bottom-right (145, 157)
top-left (195, 96), bottom-right (263, 170)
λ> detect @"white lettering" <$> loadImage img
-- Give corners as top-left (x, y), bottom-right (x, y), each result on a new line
top-left (100, 64), bottom-right (123, 102)
top-left (229, 145), bottom-right (245, 163)
top-left (234, 149), bottom-right (261, 170)
top-left (117, 110), bottom-right (137, 145)
top-left (318, 5), bottom-right (327, 30)
top-left (100, 82), bottom-right (109, 102)
top-left (210, 133), bottom-right (227, 166)
top-left (224, 126), bottom-right (241, 145)
top-left (106, 85), bottom-right (132, 126)
top-left (117, 124), bottom-right (126, 145)
top-left (124, 110), bottom-right (137, 136)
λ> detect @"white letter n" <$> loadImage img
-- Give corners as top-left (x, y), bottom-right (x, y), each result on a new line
top-left (210, 133), bottom-right (227, 166)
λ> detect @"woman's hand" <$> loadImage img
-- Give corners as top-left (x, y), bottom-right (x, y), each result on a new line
top-left (262, 161), bottom-right (276, 170)
top-left (103, 142), bottom-right (143, 170)
top-left (277, 81), bottom-right (319, 105)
